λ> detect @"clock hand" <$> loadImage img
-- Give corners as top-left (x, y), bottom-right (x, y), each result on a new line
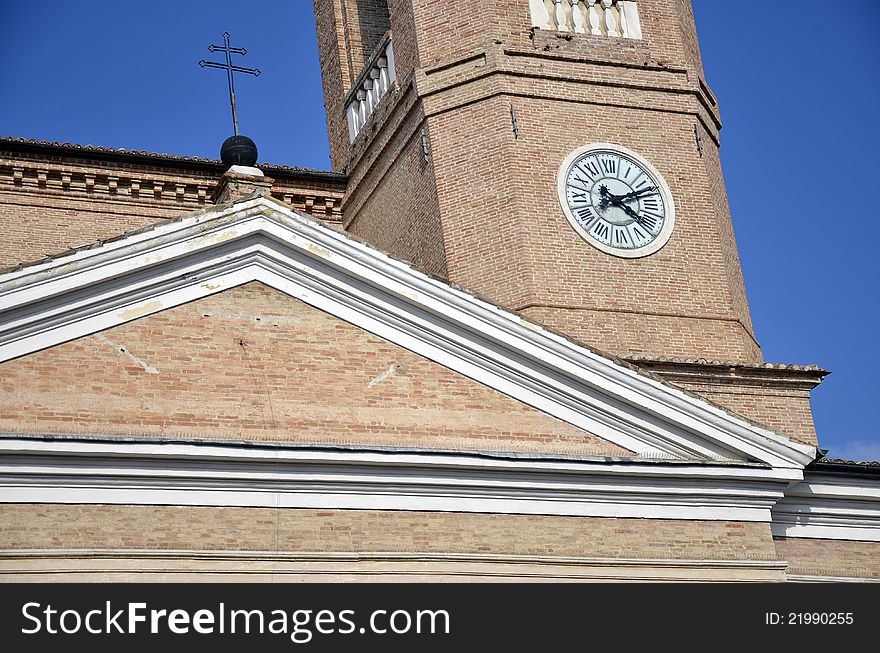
top-left (599, 185), bottom-right (656, 203)
top-left (607, 197), bottom-right (645, 223)
top-left (614, 202), bottom-right (642, 224)
top-left (617, 186), bottom-right (657, 201)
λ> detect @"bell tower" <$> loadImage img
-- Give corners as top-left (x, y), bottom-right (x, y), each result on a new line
top-left (313, 0), bottom-right (762, 365)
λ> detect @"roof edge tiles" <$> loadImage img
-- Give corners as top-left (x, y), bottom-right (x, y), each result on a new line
top-left (0, 135), bottom-right (347, 181)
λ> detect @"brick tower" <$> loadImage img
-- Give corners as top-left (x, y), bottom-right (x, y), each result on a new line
top-left (314, 0), bottom-right (760, 364)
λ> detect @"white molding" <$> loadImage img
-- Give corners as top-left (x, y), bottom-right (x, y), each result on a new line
top-left (786, 574), bottom-right (880, 583)
top-left (619, 1), bottom-right (642, 39)
top-left (0, 196), bottom-right (815, 469)
top-left (0, 549), bottom-right (786, 582)
top-left (771, 472), bottom-right (880, 542)
top-left (0, 549), bottom-right (788, 582)
top-left (0, 437), bottom-right (796, 522)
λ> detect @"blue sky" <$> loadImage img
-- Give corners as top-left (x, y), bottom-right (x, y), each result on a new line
top-left (1, 2), bottom-right (878, 460)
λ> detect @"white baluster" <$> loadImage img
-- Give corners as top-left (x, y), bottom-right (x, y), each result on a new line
top-left (618, 1), bottom-right (642, 39)
top-left (362, 82), bottom-right (371, 115)
top-left (529, 0), bottom-right (552, 29)
top-left (377, 56), bottom-right (389, 96)
top-left (346, 104), bottom-right (360, 143)
top-left (603, 0), bottom-right (620, 37)
top-left (553, 0), bottom-right (569, 31)
top-left (345, 41), bottom-right (397, 143)
top-left (370, 68), bottom-right (382, 104)
top-left (586, 0), bottom-right (601, 35)
top-left (385, 42), bottom-right (397, 85)
top-left (357, 89), bottom-right (368, 127)
top-left (617, 0), bottom-right (629, 37)
top-left (571, 0), bottom-right (586, 33)
top-left (364, 78), bottom-right (376, 112)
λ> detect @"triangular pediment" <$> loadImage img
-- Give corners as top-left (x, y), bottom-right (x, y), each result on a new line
top-left (0, 196), bottom-right (814, 469)
top-left (0, 281), bottom-right (630, 457)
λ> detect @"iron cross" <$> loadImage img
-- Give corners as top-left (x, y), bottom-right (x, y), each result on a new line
top-left (199, 32), bottom-right (260, 136)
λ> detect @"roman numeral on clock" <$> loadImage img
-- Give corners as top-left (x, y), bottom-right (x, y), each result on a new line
top-left (601, 157), bottom-right (617, 175)
top-left (576, 206), bottom-right (596, 223)
top-left (642, 197), bottom-right (661, 212)
top-left (592, 221), bottom-right (610, 239)
top-left (579, 159), bottom-right (600, 178)
top-left (637, 213), bottom-right (658, 231)
top-left (631, 225), bottom-right (650, 243)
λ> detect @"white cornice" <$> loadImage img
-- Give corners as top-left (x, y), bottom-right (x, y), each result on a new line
top-left (0, 549), bottom-right (788, 582)
top-left (771, 471), bottom-right (880, 542)
top-left (786, 574), bottom-right (880, 583)
top-left (0, 437), bottom-right (798, 522)
top-left (0, 196), bottom-right (815, 468)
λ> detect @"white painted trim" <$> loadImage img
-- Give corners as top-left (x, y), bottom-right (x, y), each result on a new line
top-left (0, 549), bottom-right (788, 582)
top-left (619, 1), bottom-right (642, 39)
top-left (0, 437), bottom-right (795, 522)
top-left (0, 196), bottom-right (814, 468)
top-left (771, 472), bottom-right (880, 542)
top-left (786, 574), bottom-right (880, 583)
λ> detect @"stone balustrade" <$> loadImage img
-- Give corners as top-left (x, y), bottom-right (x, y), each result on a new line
top-left (345, 36), bottom-right (397, 144)
top-left (529, 0), bottom-right (642, 39)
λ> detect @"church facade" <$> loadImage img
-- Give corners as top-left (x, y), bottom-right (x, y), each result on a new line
top-left (0, 0), bottom-right (877, 581)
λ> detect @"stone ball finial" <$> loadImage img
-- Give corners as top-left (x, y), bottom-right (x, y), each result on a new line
top-left (220, 135), bottom-right (258, 168)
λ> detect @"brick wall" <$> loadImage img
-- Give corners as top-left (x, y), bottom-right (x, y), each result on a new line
top-left (343, 92), bottom-right (448, 278)
top-left (403, 0), bottom-right (711, 78)
top-left (0, 141), bottom-right (346, 269)
top-left (774, 537), bottom-right (880, 579)
top-left (0, 282), bottom-right (628, 456)
top-left (630, 359), bottom-right (825, 447)
top-left (426, 92), bottom-right (759, 362)
top-left (314, 0), bottom-right (353, 170)
top-left (314, 0), bottom-right (392, 170)
top-left (341, 0), bottom-right (391, 74)
top-left (0, 504), bottom-right (778, 561)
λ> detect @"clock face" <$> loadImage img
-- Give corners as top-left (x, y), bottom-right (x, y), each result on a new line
top-left (557, 143), bottom-right (675, 258)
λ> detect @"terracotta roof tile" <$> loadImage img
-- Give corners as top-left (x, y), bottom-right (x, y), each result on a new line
top-left (0, 135), bottom-right (341, 177)
top-left (817, 458), bottom-right (880, 467)
top-left (626, 354), bottom-right (827, 374)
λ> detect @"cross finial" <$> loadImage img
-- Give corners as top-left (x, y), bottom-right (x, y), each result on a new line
top-left (199, 32), bottom-right (260, 136)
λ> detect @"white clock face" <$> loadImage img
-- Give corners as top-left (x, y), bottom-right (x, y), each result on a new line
top-left (557, 143), bottom-right (675, 258)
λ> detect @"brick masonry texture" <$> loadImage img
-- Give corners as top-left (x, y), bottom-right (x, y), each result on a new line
top-left (0, 142), bottom-right (345, 269)
top-left (423, 82), bottom-right (758, 364)
top-left (0, 504), bottom-right (778, 561)
top-left (0, 282), bottom-right (629, 456)
top-left (630, 360), bottom-right (824, 447)
top-left (340, 0), bottom-right (390, 82)
top-left (345, 98), bottom-right (449, 278)
top-left (315, 0), bottom-right (353, 171)
top-left (666, 380), bottom-right (818, 447)
top-left (774, 537), bottom-right (880, 579)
